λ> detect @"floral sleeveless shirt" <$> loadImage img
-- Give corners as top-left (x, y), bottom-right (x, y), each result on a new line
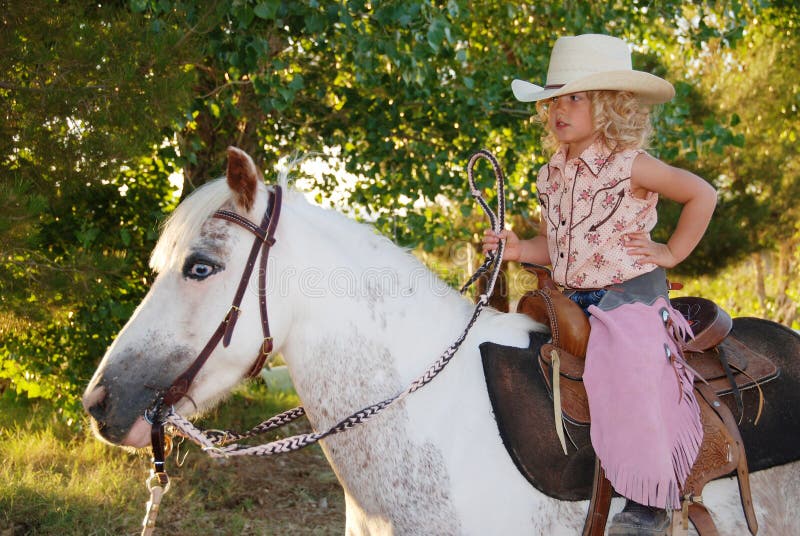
top-left (536, 142), bottom-right (658, 289)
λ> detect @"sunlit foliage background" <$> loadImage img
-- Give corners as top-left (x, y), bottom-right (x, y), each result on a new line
top-left (2, 1), bottom-right (798, 425)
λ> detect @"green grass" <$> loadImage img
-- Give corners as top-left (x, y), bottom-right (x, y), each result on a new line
top-left (0, 379), bottom-right (344, 535)
top-left (0, 395), bottom-right (147, 534)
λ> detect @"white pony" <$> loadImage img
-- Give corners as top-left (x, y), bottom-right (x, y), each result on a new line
top-left (83, 148), bottom-right (800, 535)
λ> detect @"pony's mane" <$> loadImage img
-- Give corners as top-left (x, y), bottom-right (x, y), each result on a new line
top-left (287, 189), bottom-right (424, 273)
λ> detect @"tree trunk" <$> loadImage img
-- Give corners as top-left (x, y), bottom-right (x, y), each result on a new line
top-left (774, 241), bottom-right (798, 326)
top-left (752, 252), bottom-right (768, 317)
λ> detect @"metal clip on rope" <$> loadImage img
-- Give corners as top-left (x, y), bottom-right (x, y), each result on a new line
top-left (141, 471), bottom-right (169, 536)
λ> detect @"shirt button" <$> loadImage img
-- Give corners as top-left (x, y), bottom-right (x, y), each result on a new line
top-left (560, 252), bottom-right (565, 258)
top-left (561, 220), bottom-right (566, 226)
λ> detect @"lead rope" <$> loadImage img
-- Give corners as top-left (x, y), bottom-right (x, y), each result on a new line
top-left (165, 149), bottom-right (507, 457)
top-left (142, 150), bottom-right (507, 532)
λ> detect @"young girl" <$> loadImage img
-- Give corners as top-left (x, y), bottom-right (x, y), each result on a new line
top-left (483, 34), bottom-right (717, 535)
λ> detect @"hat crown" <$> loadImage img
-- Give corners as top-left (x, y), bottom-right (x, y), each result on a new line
top-left (546, 34), bottom-right (633, 86)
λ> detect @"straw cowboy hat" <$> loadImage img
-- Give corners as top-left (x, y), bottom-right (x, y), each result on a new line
top-left (511, 34), bottom-right (674, 105)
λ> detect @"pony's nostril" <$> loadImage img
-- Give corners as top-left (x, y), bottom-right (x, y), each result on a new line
top-left (82, 385), bottom-right (108, 417)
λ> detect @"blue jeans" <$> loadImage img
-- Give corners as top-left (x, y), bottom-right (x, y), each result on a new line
top-left (567, 289), bottom-right (607, 316)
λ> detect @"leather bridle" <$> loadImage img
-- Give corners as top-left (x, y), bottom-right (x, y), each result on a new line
top-left (146, 185), bottom-right (282, 476)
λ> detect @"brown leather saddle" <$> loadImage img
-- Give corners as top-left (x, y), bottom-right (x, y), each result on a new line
top-left (512, 269), bottom-right (779, 535)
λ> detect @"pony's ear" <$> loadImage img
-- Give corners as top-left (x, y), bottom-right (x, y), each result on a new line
top-left (226, 146), bottom-right (260, 212)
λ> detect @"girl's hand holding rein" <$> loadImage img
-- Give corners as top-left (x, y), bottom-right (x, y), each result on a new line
top-left (482, 229), bottom-right (521, 261)
top-left (482, 227), bottom-right (551, 266)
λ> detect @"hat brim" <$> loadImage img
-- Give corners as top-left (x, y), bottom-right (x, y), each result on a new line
top-left (512, 70), bottom-right (674, 106)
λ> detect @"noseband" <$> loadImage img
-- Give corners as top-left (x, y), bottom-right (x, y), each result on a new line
top-left (153, 185), bottom-right (283, 412)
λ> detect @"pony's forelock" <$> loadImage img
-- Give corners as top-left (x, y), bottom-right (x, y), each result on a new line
top-left (149, 178), bottom-right (234, 273)
top-left (150, 164), bottom-right (292, 274)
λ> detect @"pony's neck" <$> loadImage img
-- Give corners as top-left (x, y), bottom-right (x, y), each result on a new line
top-left (275, 195), bottom-right (473, 424)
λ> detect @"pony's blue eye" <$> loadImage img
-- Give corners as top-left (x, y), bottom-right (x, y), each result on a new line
top-left (182, 255), bottom-right (222, 281)
top-left (188, 263), bottom-right (215, 279)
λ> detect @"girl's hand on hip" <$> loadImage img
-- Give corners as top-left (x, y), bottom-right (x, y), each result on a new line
top-left (624, 232), bottom-right (678, 268)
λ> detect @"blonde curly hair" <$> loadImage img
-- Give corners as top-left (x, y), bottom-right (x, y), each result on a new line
top-left (534, 90), bottom-right (653, 154)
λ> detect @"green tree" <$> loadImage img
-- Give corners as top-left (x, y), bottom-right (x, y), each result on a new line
top-left (1, 1), bottom-right (190, 415)
top-left (661, 4), bottom-right (800, 325)
top-left (131, 1), bottom-right (751, 249)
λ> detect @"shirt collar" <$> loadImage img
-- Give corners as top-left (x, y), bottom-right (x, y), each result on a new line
top-left (550, 140), bottom-right (615, 177)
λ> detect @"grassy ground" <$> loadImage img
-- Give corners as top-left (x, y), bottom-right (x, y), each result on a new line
top-left (0, 378), bottom-right (344, 535)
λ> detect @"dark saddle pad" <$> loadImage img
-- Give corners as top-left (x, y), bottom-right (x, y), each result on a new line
top-left (481, 331), bottom-right (596, 500)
